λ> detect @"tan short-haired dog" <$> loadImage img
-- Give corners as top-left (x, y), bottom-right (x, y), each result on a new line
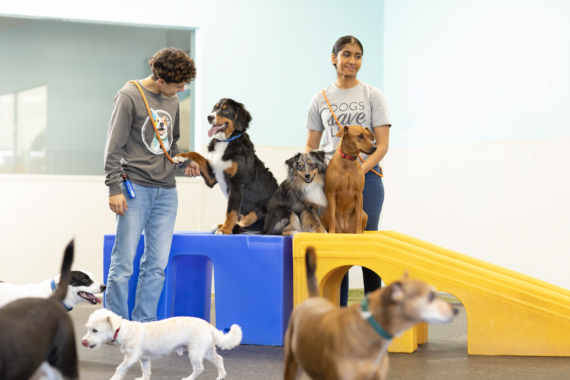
top-left (284, 247), bottom-right (458, 380)
top-left (320, 125), bottom-right (377, 234)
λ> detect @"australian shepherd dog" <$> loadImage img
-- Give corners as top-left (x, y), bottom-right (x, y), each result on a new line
top-left (173, 99), bottom-right (278, 234)
top-left (263, 151), bottom-right (328, 236)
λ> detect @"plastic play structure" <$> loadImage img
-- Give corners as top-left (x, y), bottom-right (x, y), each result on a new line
top-left (104, 232), bottom-right (293, 346)
top-left (292, 231), bottom-right (570, 356)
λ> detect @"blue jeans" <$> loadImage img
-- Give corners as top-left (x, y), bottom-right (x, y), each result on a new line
top-left (340, 165), bottom-right (384, 306)
top-left (105, 182), bottom-right (178, 322)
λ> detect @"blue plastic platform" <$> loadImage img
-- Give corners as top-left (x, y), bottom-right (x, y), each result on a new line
top-left (103, 232), bottom-right (293, 346)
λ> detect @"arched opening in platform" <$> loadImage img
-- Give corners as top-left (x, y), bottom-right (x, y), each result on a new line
top-left (418, 290), bottom-right (467, 353)
top-left (171, 255), bottom-right (214, 323)
top-left (320, 265), bottom-right (385, 306)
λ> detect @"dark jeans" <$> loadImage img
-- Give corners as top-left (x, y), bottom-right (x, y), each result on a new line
top-left (340, 165), bottom-right (384, 306)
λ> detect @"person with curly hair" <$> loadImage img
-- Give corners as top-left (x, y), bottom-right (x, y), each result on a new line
top-left (104, 47), bottom-right (198, 324)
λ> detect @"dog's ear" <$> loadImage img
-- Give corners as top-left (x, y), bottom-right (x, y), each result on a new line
top-left (381, 281), bottom-right (405, 304)
top-left (335, 126), bottom-right (349, 138)
top-left (367, 128), bottom-right (375, 142)
top-left (234, 103), bottom-right (252, 132)
top-left (106, 314), bottom-right (121, 331)
top-left (309, 150), bottom-right (326, 163)
top-left (285, 153), bottom-right (301, 169)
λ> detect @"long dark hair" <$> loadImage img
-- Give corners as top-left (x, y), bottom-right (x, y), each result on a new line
top-left (332, 36), bottom-right (364, 69)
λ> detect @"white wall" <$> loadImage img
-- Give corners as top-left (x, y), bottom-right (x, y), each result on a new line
top-left (380, 137), bottom-right (570, 289)
top-left (3, 139), bottom-right (569, 290)
top-left (0, 145), bottom-right (303, 285)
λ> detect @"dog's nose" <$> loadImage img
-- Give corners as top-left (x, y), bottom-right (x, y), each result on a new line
top-left (207, 115), bottom-right (215, 123)
top-left (370, 146), bottom-right (377, 153)
top-left (305, 173), bottom-right (311, 178)
top-left (82, 339), bottom-right (89, 347)
top-left (101, 284), bottom-right (107, 291)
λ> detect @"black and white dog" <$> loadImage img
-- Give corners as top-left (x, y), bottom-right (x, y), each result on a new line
top-left (0, 270), bottom-right (105, 311)
top-left (0, 241), bottom-right (79, 380)
top-left (263, 151), bottom-right (328, 235)
top-left (173, 99), bottom-right (279, 234)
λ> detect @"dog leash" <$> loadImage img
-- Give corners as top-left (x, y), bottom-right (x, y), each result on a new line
top-left (126, 80), bottom-right (176, 165)
top-left (322, 90), bottom-right (383, 177)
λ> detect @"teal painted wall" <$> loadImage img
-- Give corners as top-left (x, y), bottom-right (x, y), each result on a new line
top-left (384, 0), bottom-right (570, 148)
top-left (195, 0), bottom-right (385, 146)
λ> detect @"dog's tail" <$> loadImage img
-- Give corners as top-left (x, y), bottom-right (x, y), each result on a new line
top-left (50, 240), bottom-right (74, 302)
top-left (211, 324), bottom-right (243, 350)
top-left (306, 246), bottom-right (320, 298)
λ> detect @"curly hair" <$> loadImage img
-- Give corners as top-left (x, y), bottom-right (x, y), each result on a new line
top-left (149, 47), bottom-right (196, 84)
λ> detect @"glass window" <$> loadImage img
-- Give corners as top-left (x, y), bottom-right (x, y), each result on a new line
top-left (0, 16), bottom-right (193, 175)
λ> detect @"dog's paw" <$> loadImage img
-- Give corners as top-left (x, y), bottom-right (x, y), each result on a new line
top-left (215, 226), bottom-right (232, 235)
top-left (172, 156), bottom-right (188, 164)
top-left (210, 224), bottom-right (223, 233)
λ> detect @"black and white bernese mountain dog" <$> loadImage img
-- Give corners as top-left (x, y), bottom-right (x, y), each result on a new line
top-left (173, 99), bottom-right (278, 234)
top-left (263, 151), bottom-right (328, 235)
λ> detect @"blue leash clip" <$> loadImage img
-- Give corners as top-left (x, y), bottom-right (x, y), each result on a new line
top-left (122, 174), bottom-right (136, 199)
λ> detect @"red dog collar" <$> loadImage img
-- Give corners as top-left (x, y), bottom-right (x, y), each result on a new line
top-left (337, 149), bottom-right (357, 161)
top-left (111, 327), bottom-right (120, 342)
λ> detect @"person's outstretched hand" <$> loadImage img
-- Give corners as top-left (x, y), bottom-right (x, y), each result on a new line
top-left (109, 194), bottom-right (128, 216)
top-left (184, 161), bottom-right (200, 177)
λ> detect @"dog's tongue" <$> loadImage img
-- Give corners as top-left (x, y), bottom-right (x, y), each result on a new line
top-left (84, 292), bottom-right (102, 304)
top-left (208, 124), bottom-right (223, 138)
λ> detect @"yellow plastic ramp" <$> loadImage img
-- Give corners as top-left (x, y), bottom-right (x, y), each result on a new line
top-left (292, 231), bottom-right (570, 356)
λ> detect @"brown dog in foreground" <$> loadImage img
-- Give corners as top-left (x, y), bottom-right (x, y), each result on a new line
top-left (320, 125), bottom-right (377, 233)
top-left (284, 247), bottom-right (458, 380)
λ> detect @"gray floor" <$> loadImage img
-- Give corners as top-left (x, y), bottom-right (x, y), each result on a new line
top-left (71, 303), bottom-right (570, 380)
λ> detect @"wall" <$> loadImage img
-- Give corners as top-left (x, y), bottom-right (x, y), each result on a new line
top-left (0, 0), bottom-right (385, 148)
top-left (2, 0), bottom-right (570, 292)
top-left (0, 145), bottom-right (304, 285)
top-left (0, 18), bottom-right (190, 174)
top-left (381, 0), bottom-right (570, 289)
top-left (385, 0), bottom-right (570, 148)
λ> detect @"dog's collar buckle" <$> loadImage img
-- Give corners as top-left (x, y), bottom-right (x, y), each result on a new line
top-left (218, 133), bottom-right (242, 143)
top-left (360, 298), bottom-right (393, 340)
top-left (337, 149), bottom-right (357, 161)
top-left (50, 279), bottom-right (73, 311)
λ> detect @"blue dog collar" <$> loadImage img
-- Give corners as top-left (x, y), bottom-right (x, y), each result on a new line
top-left (219, 133), bottom-right (242, 142)
top-left (51, 279), bottom-right (73, 311)
top-left (360, 298), bottom-right (392, 340)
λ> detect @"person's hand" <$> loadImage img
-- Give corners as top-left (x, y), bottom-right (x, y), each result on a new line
top-left (184, 161), bottom-right (201, 177)
top-left (109, 194), bottom-right (128, 216)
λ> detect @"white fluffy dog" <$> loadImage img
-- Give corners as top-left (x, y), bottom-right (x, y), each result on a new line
top-left (82, 308), bottom-right (242, 380)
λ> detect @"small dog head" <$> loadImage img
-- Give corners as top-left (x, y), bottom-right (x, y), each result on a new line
top-left (54, 270), bottom-right (106, 308)
top-left (335, 125), bottom-right (377, 155)
top-left (207, 99), bottom-right (252, 140)
top-left (367, 272), bottom-right (458, 337)
top-left (82, 308), bottom-right (122, 349)
top-left (285, 151), bottom-right (327, 185)
top-left (156, 116), bottom-right (168, 136)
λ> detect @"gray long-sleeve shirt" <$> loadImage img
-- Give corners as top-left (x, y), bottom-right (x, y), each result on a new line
top-left (104, 81), bottom-right (186, 196)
